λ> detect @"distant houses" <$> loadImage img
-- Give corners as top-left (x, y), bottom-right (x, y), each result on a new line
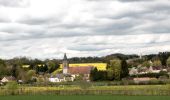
top-left (129, 66), bottom-right (168, 76)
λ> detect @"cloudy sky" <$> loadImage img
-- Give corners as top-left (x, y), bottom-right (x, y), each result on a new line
top-left (0, 0), bottom-right (170, 59)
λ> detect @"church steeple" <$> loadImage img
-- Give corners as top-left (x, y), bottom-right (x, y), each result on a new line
top-left (64, 53), bottom-right (67, 61)
top-left (63, 53), bottom-right (69, 74)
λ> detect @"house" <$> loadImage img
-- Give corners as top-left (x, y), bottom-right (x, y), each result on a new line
top-left (49, 77), bottom-right (63, 83)
top-left (49, 74), bottom-right (74, 83)
top-left (1, 76), bottom-right (15, 83)
top-left (149, 66), bottom-right (162, 73)
top-left (49, 74), bottom-right (65, 82)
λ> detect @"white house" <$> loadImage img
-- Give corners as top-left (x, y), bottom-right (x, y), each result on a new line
top-left (1, 76), bottom-right (15, 83)
top-left (149, 66), bottom-right (161, 73)
top-left (49, 77), bottom-right (64, 83)
top-left (49, 74), bottom-right (74, 83)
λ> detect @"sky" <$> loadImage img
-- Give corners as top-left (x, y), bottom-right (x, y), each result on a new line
top-left (0, 0), bottom-right (170, 59)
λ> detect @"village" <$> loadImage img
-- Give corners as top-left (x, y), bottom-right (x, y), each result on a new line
top-left (1, 52), bottom-right (170, 85)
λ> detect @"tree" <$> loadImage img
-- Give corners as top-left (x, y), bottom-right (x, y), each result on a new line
top-left (26, 70), bottom-right (36, 81)
top-left (121, 59), bottom-right (129, 78)
top-left (153, 59), bottom-right (162, 66)
top-left (11, 64), bottom-right (17, 78)
top-left (0, 59), bottom-right (8, 77)
top-left (108, 58), bottom-right (122, 80)
top-left (107, 70), bottom-right (114, 80)
top-left (17, 68), bottom-right (27, 82)
top-left (46, 60), bottom-right (59, 73)
top-left (159, 52), bottom-right (170, 66)
top-left (142, 61), bottom-right (151, 68)
top-left (90, 67), bottom-right (98, 81)
top-left (167, 56), bottom-right (170, 67)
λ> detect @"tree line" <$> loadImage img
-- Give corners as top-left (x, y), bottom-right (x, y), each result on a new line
top-left (1, 52), bottom-right (170, 82)
top-left (0, 57), bottom-right (60, 83)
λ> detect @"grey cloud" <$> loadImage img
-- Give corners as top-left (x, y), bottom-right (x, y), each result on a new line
top-left (17, 15), bottom-right (61, 25)
top-left (0, 0), bottom-right (29, 7)
top-left (0, 18), bottom-right (10, 23)
top-left (145, 25), bottom-right (170, 33)
top-left (118, 0), bottom-right (154, 2)
top-left (68, 45), bottom-right (112, 51)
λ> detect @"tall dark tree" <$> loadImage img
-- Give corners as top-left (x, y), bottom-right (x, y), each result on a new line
top-left (121, 59), bottom-right (129, 78)
top-left (11, 64), bottom-right (17, 78)
top-left (90, 67), bottom-right (98, 81)
top-left (158, 52), bottom-right (170, 66)
top-left (0, 59), bottom-right (9, 78)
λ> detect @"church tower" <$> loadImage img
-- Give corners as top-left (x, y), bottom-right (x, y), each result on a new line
top-left (63, 53), bottom-right (69, 74)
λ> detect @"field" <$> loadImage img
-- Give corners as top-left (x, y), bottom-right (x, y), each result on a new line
top-left (1, 84), bottom-right (170, 96)
top-left (0, 95), bottom-right (170, 100)
top-left (60, 63), bottom-right (107, 70)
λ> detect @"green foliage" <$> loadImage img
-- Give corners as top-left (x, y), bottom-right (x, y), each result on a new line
top-left (90, 67), bottom-right (98, 81)
top-left (5, 81), bottom-right (18, 95)
top-left (142, 61), bottom-right (151, 67)
top-left (46, 60), bottom-right (59, 73)
top-left (107, 70), bottom-right (114, 80)
top-left (130, 72), bottom-right (169, 78)
top-left (152, 59), bottom-right (162, 66)
top-left (26, 70), bottom-right (36, 82)
top-left (109, 59), bottom-right (122, 80)
top-left (90, 59), bottom-right (128, 81)
top-left (158, 52), bottom-right (170, 66)
top-left (0, 59), bottom-right (9, 77)
top-left (121, 59), bottom-right (129, 78)
top-left (166, 56), bottom-right (170, 67)
top-left (90, 68), bottom-right (107, 81)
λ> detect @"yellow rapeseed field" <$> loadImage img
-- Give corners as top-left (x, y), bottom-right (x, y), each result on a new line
top-left (60, 63), bottom-right (107, 70)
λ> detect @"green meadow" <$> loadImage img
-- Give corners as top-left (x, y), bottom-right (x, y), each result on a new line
top-left (0, 95), bottom-right (170, 100)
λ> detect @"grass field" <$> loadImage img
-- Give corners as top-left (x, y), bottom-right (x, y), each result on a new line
top-left (0, 95), bottom-right (170, 100)
top-left (1, 84), bottom-right (170, 96)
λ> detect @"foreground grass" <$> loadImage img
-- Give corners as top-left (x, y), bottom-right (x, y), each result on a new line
top-left (1, 84), bottom-right (170, 95)
top-left (0, 95), bottom-right (170, 100)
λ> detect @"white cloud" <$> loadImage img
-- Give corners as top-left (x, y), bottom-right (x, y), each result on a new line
top-left (0, 0), bottom-right (170, 59)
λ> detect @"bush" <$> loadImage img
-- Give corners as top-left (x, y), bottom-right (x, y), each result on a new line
top-left (5, 81), bottom-right (18, 95)
top-left (130, 72), bottom-right (169, 78)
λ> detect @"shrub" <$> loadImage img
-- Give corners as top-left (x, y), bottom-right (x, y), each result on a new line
top-left (5, 81), bottom-right (18, 95)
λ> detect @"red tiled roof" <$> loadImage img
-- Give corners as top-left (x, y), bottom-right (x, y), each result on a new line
top-left (68, 66), bottom-right (93, 74)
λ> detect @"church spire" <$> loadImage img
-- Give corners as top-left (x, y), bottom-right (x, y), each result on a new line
top-left (63, 53), bottom-right (69, 74)
top-left (64, 53), bottom-right (67, 60)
